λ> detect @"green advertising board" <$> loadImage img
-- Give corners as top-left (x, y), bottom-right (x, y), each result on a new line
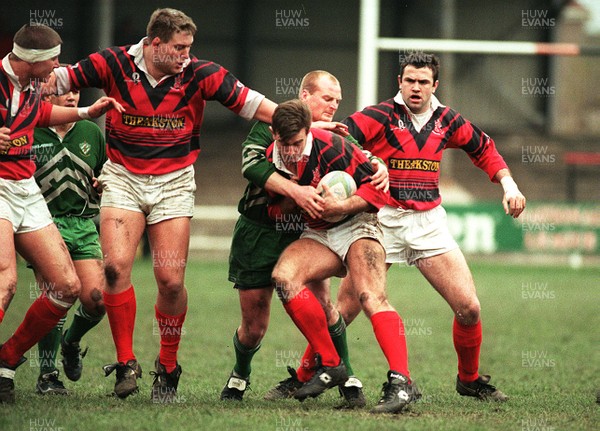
top-left (444, 202), bottom-right (600, 255)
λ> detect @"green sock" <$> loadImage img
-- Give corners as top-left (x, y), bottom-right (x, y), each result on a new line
top-left (329, 315), bottom-right (354, 376)
top-left (232, 330), bottom-right (261, 378)
top-left (38, 316), bottom-right (66, 375)
top-left (63, 304), bottom-right (104, 344)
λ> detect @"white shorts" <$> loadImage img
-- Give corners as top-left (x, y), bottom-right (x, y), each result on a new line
top-left (98, 160), bottom-right (196, 225)
top-left (300, 212), bottom-right (384, 264)
top-left (378, 204), bottom-right (459, 266)
top-left (0, 177), bottom-right (53, 234)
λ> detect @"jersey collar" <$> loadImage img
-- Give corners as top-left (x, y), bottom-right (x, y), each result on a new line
top-left (2, 54), bottom-right (31, 91)
top-left (128, 38), bottom-right (190, 88)
top-left (272, 130), bottom-right (313, 176)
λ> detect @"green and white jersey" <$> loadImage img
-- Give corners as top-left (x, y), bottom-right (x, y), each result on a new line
top-left (32, 120), bottom-right (106, 218)
top-left (238, 121), bottom-right (276, 225)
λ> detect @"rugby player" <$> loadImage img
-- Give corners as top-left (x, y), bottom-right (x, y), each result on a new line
top-left (268, 100), bottom-right (421, 414)
top-left (341, 52), bottom-right (526, 403)
top-left (31, 89), bottom-right (106, 395)
top-left (0, 23), bottom-right (122, 404)
top-left (49, 8), bottom-right (279, 403)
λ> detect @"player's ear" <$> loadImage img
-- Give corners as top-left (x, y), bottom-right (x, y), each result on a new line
top-left (150, 37), bottom-right (161, 47)
top-left (269, 126), bottom-right (275, 139)
top-left (397, 75), bottom-right (402, 88)
top-left (432, 80), bottom-right (439, 93)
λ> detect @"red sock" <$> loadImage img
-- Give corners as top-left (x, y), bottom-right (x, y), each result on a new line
top-left (371, 310), bottom-right (410, 379)
top-left (0, 294), bottom-right (67, 366)
top-left (155, 305), bottom-right (186, 373)
top-left (453, 318), bottom-right (482, 383)
top-left (283, 288), bottom-right (340, 367)
top-left (103, 286), bottom-right (136, 364)
top-left (296, 344), bottom-right (317, 382)
top-left (0, 308), bottom-right (4, 324)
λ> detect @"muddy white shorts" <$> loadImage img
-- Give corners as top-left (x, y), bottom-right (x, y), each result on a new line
top-left (98, 160), bottom-right (196, 224)
top-left (378, 204), bottom-right (459, 266)
top-left (0, 177), bottom-right (53, 233)
top-left (300, 212), bottom-right (384, 263)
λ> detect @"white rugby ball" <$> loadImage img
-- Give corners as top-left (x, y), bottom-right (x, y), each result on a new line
top-left (316, 171), bottom-right (357, 223)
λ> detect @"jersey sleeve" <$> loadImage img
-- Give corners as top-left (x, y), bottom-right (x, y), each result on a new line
top-left (447, 115), bottom-right (508, 182)
top-left (343, 105), bottom-right (386, 152)
top-left (325, 132), bottom-right (388, 211)
top-left (195, 61), bottom-right (264, 120)
top-left (240, 121), bottom-right (276, 187)
top-left (55, 50), bottom-right (114, 93)
top-left (36, 101), bottom-right (54, 128)
top-left (350, 151), bottom-right (388, 211)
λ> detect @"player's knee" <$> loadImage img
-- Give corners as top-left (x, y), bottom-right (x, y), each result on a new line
top-left (241, 322), bottom-right (268, 346)
top-left (358, 289), bottom-right (389, 314)
top-left (456, 299), bottom-right (481, 325)
top-left (0, 278), bottom-right (18, 303)
top-left (104, 264), bottom-right (120, 288)
top-left (56, 275), bottom-right (81, 302)
top-left (272, 268), bottom-right (289, 295)
top-left (81, 288), bottom-right (106, 317)
top-left (157, 280), bottom-right (184, 302)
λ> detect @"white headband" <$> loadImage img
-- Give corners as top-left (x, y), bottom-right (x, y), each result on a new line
top-left (12, 42), bottom-right (61, 63)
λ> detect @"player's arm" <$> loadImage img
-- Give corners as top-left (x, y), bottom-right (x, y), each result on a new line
top-left (46, 97), bottom-right (124, 126)
top-left (495, 168), bottom-right (526, 219)
top-left (320, 185), bottom-right (373, 221)
top-left (251, 98), bottom-right (277, 124)
top-left (450, 116), bottom-right (525, 218)
top-left (312, 121), bottom-right (349, 137)
top-left (341, 110), bottom-right (389, 191)
top-left (49, 53), bottom-right (111, 95)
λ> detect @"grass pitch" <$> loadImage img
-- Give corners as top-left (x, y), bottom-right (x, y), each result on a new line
top-left (1, 259), bottom-right (598, 431)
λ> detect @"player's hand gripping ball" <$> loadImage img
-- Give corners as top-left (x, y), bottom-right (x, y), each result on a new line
top-left (316, 171), bottom-right (357, 223)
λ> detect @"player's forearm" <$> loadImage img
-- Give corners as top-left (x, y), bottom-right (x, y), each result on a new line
top-left (264, 172), bottom-right (299, 196)
top-left (495, 168), bottom-right (523, 196)
top-left (252, 99), bottom-right (277, 124)
top-left (47, 105), bottom-right (86, 126)
top-left (330, 195), bottom-right (372, 219)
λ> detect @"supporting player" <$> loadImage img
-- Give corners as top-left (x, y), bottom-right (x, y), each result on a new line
top-left (49, 8), bottom-right (278, 402)
top-left (31, 89), bottom-right (107, 395)
top-left (0, 23), bottom-right (123, 404)
top-left (221, 71), bottom-right (385, 407)
top-left (341, 52), bottom-right (526, 402)
top-left (268, 100), bottom-right (421, 414)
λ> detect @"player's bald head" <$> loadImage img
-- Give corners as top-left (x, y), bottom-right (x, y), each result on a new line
top-left (299, 70), bottom-right (339, 96)
top-left (147, 8), bottom-right (197, 42)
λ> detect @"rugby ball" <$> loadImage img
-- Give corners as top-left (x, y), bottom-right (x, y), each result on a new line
top-left (316, 171), bottom-right (357, 223)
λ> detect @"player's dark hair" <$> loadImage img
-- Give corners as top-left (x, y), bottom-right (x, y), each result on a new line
top-left (147, 8), bottom-right (197, 42)
top-left (13, 24), bottom-right (62, 49)
top-left (300, 70), bottom-right (339, 96)
top-left (272, 99), bottom-right (312, 143)
top-left (400, 52), bottom-right (440, 82)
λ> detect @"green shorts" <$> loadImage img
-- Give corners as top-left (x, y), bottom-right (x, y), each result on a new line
top-left (228, 215), bottom-right (300, 289)
top-left (53, 216), bottom-right (103, 261)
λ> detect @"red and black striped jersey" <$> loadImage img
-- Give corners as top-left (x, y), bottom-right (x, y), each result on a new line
top-left (0, 56), bottom-right (52, 180)
top-left (343, 93), bottom-right (508, 211)
top-left (54, 40), bottom-right (264, 175)
top-left (266, 128), bottom-right (388, 230)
